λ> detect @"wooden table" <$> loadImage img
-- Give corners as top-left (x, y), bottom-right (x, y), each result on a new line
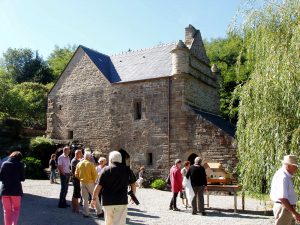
top-left (206, 185), bottom-right (244, 213)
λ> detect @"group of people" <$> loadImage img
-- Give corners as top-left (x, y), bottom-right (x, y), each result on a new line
top-left (55, 146), bottom-right (137, 225)
top-left (168, 157), bottom-right (207, 215)
top-left (168, 154), bottom-right (300, 225)
top-left (1, 145), bottom-right (300, 225)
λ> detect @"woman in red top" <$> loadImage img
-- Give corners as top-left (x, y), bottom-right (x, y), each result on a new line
top-left (169, 159), bottom-right (183, 211)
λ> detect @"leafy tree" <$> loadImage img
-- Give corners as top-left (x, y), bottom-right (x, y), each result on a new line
top-left (236, 0), bottom-right (300, 195)
top-left (0, 68), bottom-right (13, 119)
top-left (47, 45), bottom-right (76, 81)
top-left (205, 35), bottom-right (251, 124)
top-left (2, 48), bottom-right (53, 84)
top-left (7, 82), bottom-right (49, 128)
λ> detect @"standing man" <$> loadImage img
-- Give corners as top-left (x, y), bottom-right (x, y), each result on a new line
top-left (75, 152), bottom-right (103, 218)
top-left (270, 155), bottom-right (300, 224)
top-left (57, 146), bottom-right (71, 208)
top-left (169, 159), bottom-right (183, 211)
top-left (186, 157), bottom-right (207, 215)
top-left (91, 151), bottom-right (136, 225)
top-left (71, 149), bottom-right (83, 213)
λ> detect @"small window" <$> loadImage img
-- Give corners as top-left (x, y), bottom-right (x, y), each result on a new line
top-left (59, 105), bottom-right (62, 110)
top-left (134, 101), bottom-right (142, 120)
top-left (68, 130), bottom-right (73, 139)
top-left (147, 153), bottom-right (153, 165)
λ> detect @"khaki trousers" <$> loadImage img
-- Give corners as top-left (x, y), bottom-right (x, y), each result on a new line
top-left (273, 203), bottom-right (295, 225)
top-left (103, 205), bottom-right (127, 225)
top-left (81, 182), bottom-right (102, 216)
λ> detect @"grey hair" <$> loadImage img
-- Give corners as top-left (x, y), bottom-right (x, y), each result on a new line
top-left (194, 157), bottom-right (202, 165)
top-left (84, 152), bottom-right (92, 160)
top-left (109, 151), bottom-right (122, 165)
top-left (98, 157), bottom-right (107, 163)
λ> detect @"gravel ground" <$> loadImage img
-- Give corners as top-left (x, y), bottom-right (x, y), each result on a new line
top-left (0, 180), bottom-right (274, 225)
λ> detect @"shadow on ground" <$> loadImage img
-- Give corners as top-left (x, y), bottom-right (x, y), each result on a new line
top-left (0, 193), bottom-right (100, 225)
top-left (207, 207), bottom-right (273, 216)
top-left (179, 207), bottom-right (272, 219)
top-left (127, 207), bottom-right (160, 225)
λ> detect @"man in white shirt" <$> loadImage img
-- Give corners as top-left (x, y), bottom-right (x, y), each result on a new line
top-left (57, 146), bottom-right (71, 208)
top-left (270, 155), bottom-right (300, 224)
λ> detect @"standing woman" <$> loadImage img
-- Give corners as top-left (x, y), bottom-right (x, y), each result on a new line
top-left (169, 159), bottom-right (183, 211)
top-left (49, 154), bottom-right (57, 184)
top-left (0, 151), bottom-right (25, 225)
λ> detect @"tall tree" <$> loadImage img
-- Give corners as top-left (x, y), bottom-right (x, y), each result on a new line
top-left (236, 0), bottom-right (300, 195)
top-left (47, 45), bottom-right (76, 81)
top-left (2, 48), bottom-right (53, 84)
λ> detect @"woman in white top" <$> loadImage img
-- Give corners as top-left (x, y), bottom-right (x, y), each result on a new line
top-left (96, 157), bottom-right (107, 176)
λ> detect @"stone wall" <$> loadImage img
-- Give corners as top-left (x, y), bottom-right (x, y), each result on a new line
top-left (109, 78), bottom-right (170, 175)
top-left (184, 75), bottom-right (220, 115)
top-left (47, 48), bottom-right (113, 152)
top-left (186, 109), bottom-right (236, 170)
top-left (166, 76), bottom-right (236, 174)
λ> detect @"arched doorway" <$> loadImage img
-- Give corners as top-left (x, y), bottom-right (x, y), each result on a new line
top-left (188, 153), bottom-right (198, 165)
top-left (119, 149), bottom-right (130, 166)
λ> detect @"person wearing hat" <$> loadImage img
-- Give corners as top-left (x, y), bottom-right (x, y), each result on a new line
top-left (186, 156), bottom-right (207, 215)
top-left (270, 155), bottom-right (300, 224)
top-left (169, 159), bottom-right (183, 211)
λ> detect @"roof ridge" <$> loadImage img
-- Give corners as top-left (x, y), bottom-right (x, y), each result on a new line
top-left (110, 41), bottom-right (177, 57)
top-left (79, 45), bottom-right (110, 58)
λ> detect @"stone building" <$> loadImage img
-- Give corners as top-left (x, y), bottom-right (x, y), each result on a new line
top-left (47, 24), bottom-right (236, 177)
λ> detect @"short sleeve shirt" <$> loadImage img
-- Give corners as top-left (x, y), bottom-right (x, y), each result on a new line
top-left (71, 158), bottom-right (80, 175)
top-left (270, 167), bottom-right (297, 205)
top-left (98, 164), bottom-right (136, 206)
top-left (57, 154), bottom-right (70, 174)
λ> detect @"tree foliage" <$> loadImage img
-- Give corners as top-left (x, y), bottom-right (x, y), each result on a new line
top-left (0, 45), bottom-right (76, 128)
top-left (236, 0), bottom-right (300, 195)
top-left (205, 36), bottom-right (251, 124)
top-left (47, 45), bottom-right (75, 81)
top-left (6, 82), bottom-right (49, 128)
top-left (2, 48), bottom-right (54, 84)
top-left (0, 68), bottom-right (14, 119)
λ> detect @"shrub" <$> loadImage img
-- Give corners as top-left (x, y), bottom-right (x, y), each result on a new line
top-left (150, 178), bottom-right (166, 190)
top-left (0, 118), bottom-right (23, 138)
top-left (29, 136), bottom-right (55, 168)
top-left (23, 157), bottom-right (47, 179)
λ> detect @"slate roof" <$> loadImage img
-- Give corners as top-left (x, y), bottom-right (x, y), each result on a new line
top-left (80, 44), bottom-right (176, 83)
top-left (189, 105), bottom-right (236, 137)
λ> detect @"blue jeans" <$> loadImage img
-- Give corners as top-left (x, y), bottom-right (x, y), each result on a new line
top-left (50, 169), bottom-right (56, 182)
top-left (58, 173), bottom-right (70, 206)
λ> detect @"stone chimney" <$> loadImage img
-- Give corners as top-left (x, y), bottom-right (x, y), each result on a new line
top-left (185, 24), bottom-right (198, 46)
top-left (171, 40), bottom-right (189, 75)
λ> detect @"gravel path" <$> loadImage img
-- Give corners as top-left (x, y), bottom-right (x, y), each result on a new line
top-left (0, 180), bottom-right (274, 225)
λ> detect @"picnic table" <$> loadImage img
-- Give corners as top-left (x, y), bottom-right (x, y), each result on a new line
top-left (206, 185), bottom-right (244, 213)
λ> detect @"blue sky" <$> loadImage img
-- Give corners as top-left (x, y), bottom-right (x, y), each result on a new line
top-left (0, 0), bottom-right (242, 58)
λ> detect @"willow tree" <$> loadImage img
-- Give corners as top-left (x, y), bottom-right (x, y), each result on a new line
top-left (236, 0), bottom-right (300, 195)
